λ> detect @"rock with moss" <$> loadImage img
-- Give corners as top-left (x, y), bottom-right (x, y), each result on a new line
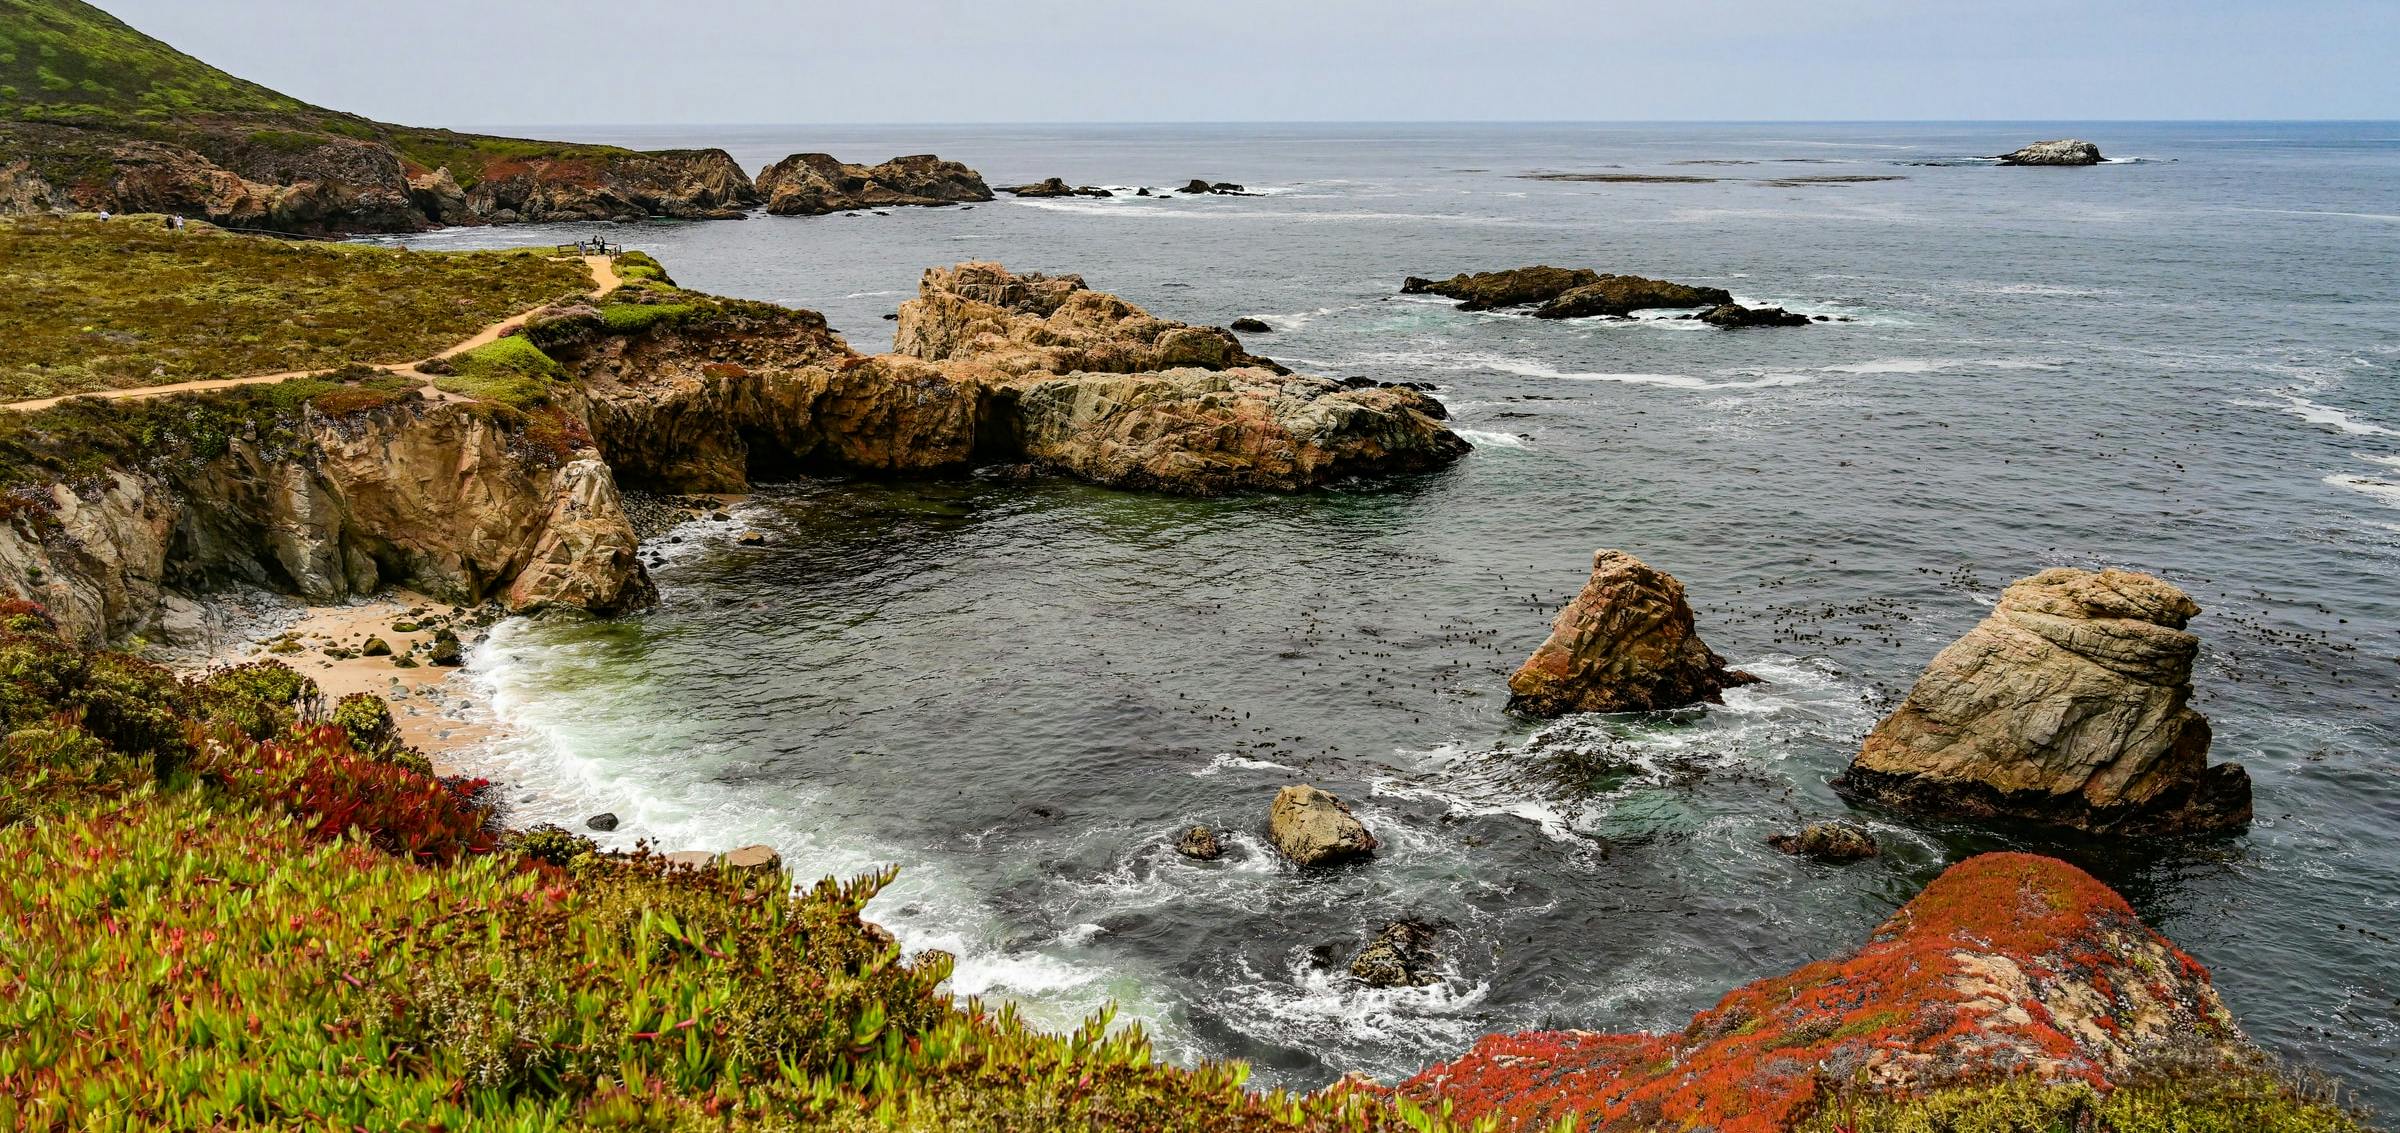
top-left (1768, 819), bottom-right (1878, 861)
top-left (1175, 824), bottom-right (1223, 860)
top-left (1400, 853), bottom-right (2275, 1131)
top-left (1349, 920), bottom-right (1443, 988)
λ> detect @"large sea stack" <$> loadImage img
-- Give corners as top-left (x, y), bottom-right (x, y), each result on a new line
top-left (1834, 567), bottom-right (2251, 836)
top-left (1507, 550), bottom-right (1754, 716)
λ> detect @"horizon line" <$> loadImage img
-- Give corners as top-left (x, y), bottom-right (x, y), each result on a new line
top-left (446, 117), bottom-right (2400, 131)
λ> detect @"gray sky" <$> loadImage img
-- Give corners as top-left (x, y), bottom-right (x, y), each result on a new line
top-left (112, 0), bottom-right (2398, 125)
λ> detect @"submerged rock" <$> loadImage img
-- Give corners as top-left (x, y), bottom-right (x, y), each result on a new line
top-left (1175, 824), bottom-right (1224, 860)
top-left (1834, 568), bottom-right (2251, 836)
top-left (756, 153), bottom-right (993, 216)
top-left (1768, 819), bottom-right (1879, 861)
top-left (1401, 266), bottom-right (1597, 311)
top-left (1507, 550), bottom-right (1756, 717)
top-left (1397, 853), bottom-right (2259, 1131)
top-left (1997, 139), bottom-right (2105, 166)
top-left (1533, 276), bottom-right (1732, 319)
top-left (1697, 302), bottom-right (1810, 328)
top-left (1267, 784), bottom-right (1377, 866)
top-left (1349, 920), bottom-right (1443, 988)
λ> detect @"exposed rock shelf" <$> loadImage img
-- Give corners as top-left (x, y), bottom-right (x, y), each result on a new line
top-left (1402, 266), bottom-right (1734, 319)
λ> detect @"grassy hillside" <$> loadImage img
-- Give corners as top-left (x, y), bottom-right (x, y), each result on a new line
top-left (0, 216), bottom-right (590, 399)
top-left (0, 0), bottom-right (310, 125)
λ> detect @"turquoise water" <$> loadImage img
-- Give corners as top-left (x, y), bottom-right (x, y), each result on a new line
top-left (380, 123), bottom-right (2400, 1104)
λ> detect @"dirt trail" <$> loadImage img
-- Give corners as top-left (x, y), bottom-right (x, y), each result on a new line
top-left (4, 254), bottom-right (619, 413)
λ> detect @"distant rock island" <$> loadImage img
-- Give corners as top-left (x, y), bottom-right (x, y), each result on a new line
top-left (1998, 139), bottom-right (2106, 166)
top-left (755, 153), bottom-right (992, 216)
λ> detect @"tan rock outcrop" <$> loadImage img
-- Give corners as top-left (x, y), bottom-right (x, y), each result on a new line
top-left (1506, 550), bottom-right (1755, 717)
top-left (756, 153), bottom-right (992, 216)
top-left (1267, 784), bottom-right (1377, 866)
top-left (505, 459), bottom-right (654, 615)
top-left (1834, 567), bottom-right (2251, 836)
top-left (892, 263), bottom-right (1467, 494)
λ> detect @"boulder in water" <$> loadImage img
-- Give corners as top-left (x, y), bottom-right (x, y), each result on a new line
top-left (1349, 920), bottom-right (1443, 987)
top-left (1228, 317), bottom-right (1272, 333)
top-left (1507, 550), bottom-right (1756, 717)
top-left (586, 811), bottom-right (620, 832)
top-left (1532, 276), bottom-right (1732, 319)
top-left (1176, 824), bottom-right (1223, 860)
top-left (1997, 139), bottom-right (2104, 166)
top-left (1267, 784), bottom-right (1377, 866)
top-left (1767, 820), bottom-right (1879, 861)
top-left (1833, 568), bottom-right (2251, 836)
top-left (1697, 302), bottom-right (1811, 328)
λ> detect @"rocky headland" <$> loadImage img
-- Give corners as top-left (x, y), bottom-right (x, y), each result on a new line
top-left (1834, 567), bottom-right (2253, 836)
top-left (1506, 549), bottom-right (1756, 716)
top-left (755, 153), bottom-right (993, 216)
top-left (0, 240), bottom-right (1467, 650)
top-left (0, 2), bottom-right (759, 233)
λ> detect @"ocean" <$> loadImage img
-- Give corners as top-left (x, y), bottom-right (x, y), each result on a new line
top-left (366, 122), bottom-right (2400, 1106)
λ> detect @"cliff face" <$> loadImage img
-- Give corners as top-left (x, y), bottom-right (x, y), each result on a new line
top-left (0, 398), bottom-right (648, 647)
top-left (0, 121), bottom-right (760, 233)
top-left (1398, 853), bottom-right (2256, 1133)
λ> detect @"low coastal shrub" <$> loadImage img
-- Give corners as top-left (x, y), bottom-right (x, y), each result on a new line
top-left (1801, 1071), bottom-right (2366, 1133)
top-left (433, 334), bottom-right (568, 409)
top-left (0, 367), bottom-right (419, 492)
top-left (0, 216), bottom-right (589, 399)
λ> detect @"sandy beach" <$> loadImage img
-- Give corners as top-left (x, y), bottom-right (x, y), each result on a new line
top-left (187, 589), bottom-right (501, 774)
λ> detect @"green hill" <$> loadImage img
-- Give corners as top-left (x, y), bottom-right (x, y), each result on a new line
top-left (0, 0), bottom-right (314, 125)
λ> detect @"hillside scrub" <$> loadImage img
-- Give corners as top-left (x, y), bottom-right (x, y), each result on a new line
top-left (0, 216), bottom-right (588, 398)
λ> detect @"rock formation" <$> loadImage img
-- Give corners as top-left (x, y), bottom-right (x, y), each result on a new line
top-left (1267, 784), bottom-right (1377, 865)
top-left (892, 263), bottom-right (1469, 494)
top-left (1177, 180), bottom-right (1248, 195)
top-left (1228, 317), bottom-right (1272, 333)
top-left (1697, 302), bottom-right (1810, 328)
top-left (1834, 568), bottom-right (2251, 836)
top-left (1506, 550), bottom-right (1755, 717)
top-left (1349, 921), bottom-right (1443, 988)
top-left (756, 154), bottom-right (993, 216)
top-left (1006, 178), bottom-right (1111, 198)
top-left (1768, 819), bottom-right (1879, 861)
top-left (1402, 267), bottom-right (1730, 317)
top-left (503, 459), bottom-right (655, 615)
top-left (1998, 139), bottom-right (2105, 166)
top-left (1396, 853), bottom-right (2259, 1133)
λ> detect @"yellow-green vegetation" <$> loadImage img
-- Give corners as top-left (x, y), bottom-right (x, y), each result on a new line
top-left (0, 600), bottom-right (1453, 1133)
top-left (1802, 1072), bottom-right (2367, 1133)
top-left (0, 216), bottom-right (590, 399)
top-left (435, 334), bottom-right (570, 409)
